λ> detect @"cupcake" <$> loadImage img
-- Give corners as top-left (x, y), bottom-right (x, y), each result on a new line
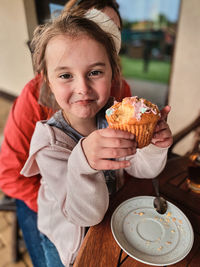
top-left (106, 96), bottom-right (161, 148)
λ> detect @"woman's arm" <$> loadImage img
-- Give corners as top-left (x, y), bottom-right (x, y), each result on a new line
top-left (0, 76), bottom-right (51, 212)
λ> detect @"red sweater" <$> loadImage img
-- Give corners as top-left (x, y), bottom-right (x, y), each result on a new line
top-left (0, 75), bottom-right (131, 212)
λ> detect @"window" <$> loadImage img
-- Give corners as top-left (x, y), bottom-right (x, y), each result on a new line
top-left (117, 0), bottom-right (181, 108)
top-left (34, 0), bottom-right (66, 23)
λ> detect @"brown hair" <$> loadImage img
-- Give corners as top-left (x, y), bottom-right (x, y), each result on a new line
top-left (31, 12), bottom-right (120, 109)
top-left (65, 0), bottom-right (122, 29)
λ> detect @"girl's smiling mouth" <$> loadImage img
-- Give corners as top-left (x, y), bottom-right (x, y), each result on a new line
top-left (75, 99), bottom-right (94, 105)
top-left (70, 97), bottom-right (96, 105)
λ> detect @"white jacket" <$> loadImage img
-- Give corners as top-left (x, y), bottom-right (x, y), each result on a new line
top-left (21, 121), bottom-right (168, 266)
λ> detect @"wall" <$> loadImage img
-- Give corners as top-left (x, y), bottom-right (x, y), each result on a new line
top-left (0, 0), bottom-right (37, 96)
top-left (168, 0), bottom-right (200, 155)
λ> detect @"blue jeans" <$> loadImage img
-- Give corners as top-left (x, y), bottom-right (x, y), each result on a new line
top-left (16, 199), bottom-right (64, 267)
top-left (39, 232), bottom-right (65, 267)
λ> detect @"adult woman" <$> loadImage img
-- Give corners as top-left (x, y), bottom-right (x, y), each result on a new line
top-left (0, 1), bottom-right (131, 266)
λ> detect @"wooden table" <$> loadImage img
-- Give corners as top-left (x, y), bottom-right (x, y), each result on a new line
top-left (74, 157), bottom-right (200, 267)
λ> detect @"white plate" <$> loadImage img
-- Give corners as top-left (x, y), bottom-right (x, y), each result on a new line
top-left (111, 196), bottom-right (194, 266)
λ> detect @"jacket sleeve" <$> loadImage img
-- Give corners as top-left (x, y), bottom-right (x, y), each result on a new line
top-left (0, 76), bottom-right (50, 212)
top-left (125, 144), bottom-right (168, 178)
top-left (20, 123), bottom-right (109, 226)
top-left (34, 141), bottom-right (109, 226)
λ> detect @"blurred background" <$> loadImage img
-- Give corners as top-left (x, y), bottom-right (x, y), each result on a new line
top-left (0, 0), bottom-right (200, 155)
top-left (36, 0), bottom-right (181, 109)
top-left (0, 0), bottom-right (200, 265)
top-left (1, 0), bottom-right (200, 157)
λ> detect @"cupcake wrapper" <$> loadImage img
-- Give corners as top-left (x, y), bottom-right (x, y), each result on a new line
top-left (109, 122), bottom-right (157, 148)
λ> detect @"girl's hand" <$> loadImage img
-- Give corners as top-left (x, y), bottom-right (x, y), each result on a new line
top-left (82, 128), bottom-right (137, 170)
top-left (160, 105), bottom-right (171, 121)
top-left (151, 105), bottom-right (173, 148)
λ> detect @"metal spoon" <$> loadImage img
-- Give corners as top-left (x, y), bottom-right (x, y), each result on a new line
top-left (152, 177), bottom-right (168, 214)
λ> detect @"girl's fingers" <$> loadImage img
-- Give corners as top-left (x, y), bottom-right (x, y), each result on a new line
top-left (154, 120), bottom-right (168, 133)
top-left (99, 137), bottom-right (137, 149)
top-left (98, 128), bottom-right (135, 140)
top-left (153, 127), bottom-right (172, 140)
top-left (152, 118), bottom-right (173, 148)
top-left (96, 147), bottom-right (136, 159)
top-left (160, 105), bottom-right (171, 121)
top-left (152, 138), bottom-right (173, 148)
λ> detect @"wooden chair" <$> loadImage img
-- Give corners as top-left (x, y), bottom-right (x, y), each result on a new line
top-left (168, 114), bottom-right (200, 157)
top-left (0, 92), bottom-right (24, 262)
top-left (0, 194), bottom-right (22, 262)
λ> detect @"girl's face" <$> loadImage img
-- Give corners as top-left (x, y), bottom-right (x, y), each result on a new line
top-left (46, 34), bottom-right (112, 123)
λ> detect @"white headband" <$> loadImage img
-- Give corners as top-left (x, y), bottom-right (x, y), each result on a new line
top-left (84, 9), bottom-right (121, 54)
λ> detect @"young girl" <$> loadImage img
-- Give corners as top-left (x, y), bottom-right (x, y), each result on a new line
top-left (21, 9), bottom-right (172, 267)
top-left (0, 1), bottom-right (131, 265)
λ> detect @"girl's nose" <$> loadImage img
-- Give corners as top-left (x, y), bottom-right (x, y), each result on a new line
top-left (75, 76), bottom-right (90, 94)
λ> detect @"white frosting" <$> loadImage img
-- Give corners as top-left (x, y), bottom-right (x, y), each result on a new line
top-left (122, 96), bottom-right (159, 120)
top-left (106, 96), bottom-right (160, 122)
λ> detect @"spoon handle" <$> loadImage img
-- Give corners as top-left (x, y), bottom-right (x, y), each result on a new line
top-left (152, 178), bottom-right (160, 197)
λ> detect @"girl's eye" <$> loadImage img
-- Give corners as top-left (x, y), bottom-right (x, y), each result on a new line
top-left (59, 73), bottom-right (72, 79)
top-left (89, 70), bottom-right (102, 77)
